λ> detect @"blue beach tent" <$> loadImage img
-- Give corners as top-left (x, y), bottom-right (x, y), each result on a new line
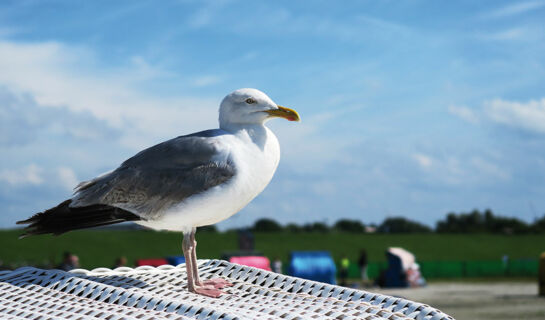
top-left (166, 256), bottom-right (186, 266)
top-left (288, 251), bottom-right (337, 284)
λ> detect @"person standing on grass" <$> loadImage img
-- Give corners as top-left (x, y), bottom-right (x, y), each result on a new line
top-left (272, 257), bottom-right (282, 274)
top-left (57, 252), bottom-right (79, 271)
top-left (358, 249), bottom-right (368, 282)
top-left (339, 255), bottom-right (350, 286)
top-left (114, 256), bottom-right (127, 268)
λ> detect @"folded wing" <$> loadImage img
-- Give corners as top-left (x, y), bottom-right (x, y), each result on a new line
top-left (18, 130), bottom-right (236, 236)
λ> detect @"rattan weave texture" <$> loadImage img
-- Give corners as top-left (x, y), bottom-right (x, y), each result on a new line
top-left (0, 259), bottom-right (454, 320)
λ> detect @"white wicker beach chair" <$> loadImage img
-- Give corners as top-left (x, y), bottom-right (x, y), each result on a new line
top-left (0, 259), bottom-right (454, 320)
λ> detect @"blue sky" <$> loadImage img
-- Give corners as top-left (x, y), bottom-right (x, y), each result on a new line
top-left (1, 0), bottom-right (545, 229)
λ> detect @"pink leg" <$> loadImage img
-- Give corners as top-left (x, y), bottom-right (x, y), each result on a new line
top-left (183, 231), bottom-right (224, 298)
top-left (191, 228), bottom-right (233, 289)
top-left (189, 228), bottom-right (204, 286)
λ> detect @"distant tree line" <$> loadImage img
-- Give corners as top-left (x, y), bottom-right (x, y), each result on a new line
top-left (237, 209), bottom-right (545, 234)
top-left (249, 217), bottom-right (433, 233)
top-left (436, 209), bottom-right (545, 234)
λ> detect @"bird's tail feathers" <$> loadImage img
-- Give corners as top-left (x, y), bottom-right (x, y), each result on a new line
top-left (17, 200), bottom-right (141, 238)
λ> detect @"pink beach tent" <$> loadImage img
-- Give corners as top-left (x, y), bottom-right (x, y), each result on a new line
top-left (229, 256), bottom-right (271, 271)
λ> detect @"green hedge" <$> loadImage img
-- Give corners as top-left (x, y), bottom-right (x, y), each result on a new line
top-left (340, 259), bottom-right (538, 279)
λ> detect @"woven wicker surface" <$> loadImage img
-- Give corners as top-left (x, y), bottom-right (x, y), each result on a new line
top-left (0, 259), bottom-right (454, 320)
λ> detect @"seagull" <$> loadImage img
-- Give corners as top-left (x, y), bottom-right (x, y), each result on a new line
top-left (17, 88), bottom-right (300, 297)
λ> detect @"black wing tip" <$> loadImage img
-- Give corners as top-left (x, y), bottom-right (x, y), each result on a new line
top-left (18, 233), bottom-right (30, 239)
top-left (17, 211), bottom-right (47, 239)
top-left (16, 200), bottom-right (141, 237)
top-left (16, 215), bottom-right (39, 225)
top-left (17, 221), bottom-right (46, 238)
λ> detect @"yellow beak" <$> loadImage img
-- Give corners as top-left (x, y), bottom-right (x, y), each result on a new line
top-left (265, 105), bottom-right (301, 122)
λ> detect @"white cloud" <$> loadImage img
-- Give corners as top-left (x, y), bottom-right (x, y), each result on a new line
top-left (0, 40), bottom-right (218, 150)
top-left (192, 75), bottom-right (222, 87)
top-left (482, 1), bottom-right (545, 19)
top-left (476, 28), bottom-right (528, 41)
top-left (270, 110), bottom-right (361, 173)
top-left (188, 8), bottom-right (213, 28)
top-left (57, 167), bottom-right (79, 191)
top-left (0, 164), bottom-right (43, 186)
top-left (0, 38), bottom-right (343, 177)
top-left (192, 2), bottom-right (412, 45)
top-left (0, 87), bottom-right (120, 147)
top-left (484, 98), bottom-right (545, 134)
top-left (448, 105), bottom-right (480, 124)
top-left (186, 0), bottom-right (231, 29)
top-left (0, 165), bottom-right (82, 190)
top-left (470, 157), bottom-right (510, 181)
top-left (412, 153), bottom-right (433, 168)
top-left (409, 151), bottom-right (511, 186)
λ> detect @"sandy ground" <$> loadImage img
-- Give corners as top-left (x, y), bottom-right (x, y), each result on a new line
top-left (372, 281), bottom-right (545, 320)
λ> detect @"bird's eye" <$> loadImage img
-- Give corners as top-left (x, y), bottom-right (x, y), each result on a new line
top-left (245, 98), bottom-right (257, 104)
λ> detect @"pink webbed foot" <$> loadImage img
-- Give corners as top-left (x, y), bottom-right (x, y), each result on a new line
top-left (201, 278), bottom-right (233, 289)
top-left (191, 285), bottom-right (225, 298)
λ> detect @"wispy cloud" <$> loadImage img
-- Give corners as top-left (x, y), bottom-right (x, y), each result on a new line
top-left (186, 0), bottom-right (232, 29)
top-left (481, 1), bottom-right (545, 19)
top-left (470, 157), bottom-right (510, 181)
top-left (448, 105), bottom-right (480, 124)
top-left (450, 98), bottom-right (545, 135)
top-left (185, 2), bottom-right (413, 45)
top-left (271, 107), bottom-right (364, 173)
top-left (192, 75), bottom-right (222, 87)
top-left (0, 86), bottom-right (120, 147)
top-left (57, 167), bottom-right (79, 191)
top-left (0, 164), bottom-right (43, 186)
top-left (475, 27), bottom-right (528, 41)
top-left (412, 153), bottom-right (433, 169)
top-left (410, 151), bottom-right (510, 187)
top-left (0, 40), bottom-right (219, 150)
top-left (484, 98), bottom-right (545, 134)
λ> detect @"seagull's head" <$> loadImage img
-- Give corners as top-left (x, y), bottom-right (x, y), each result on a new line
top-left (219, 88), bottom-right (300, 129)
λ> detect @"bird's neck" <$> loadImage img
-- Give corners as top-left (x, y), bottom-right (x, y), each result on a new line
top-left (221, 123), bottom-right (269, 150)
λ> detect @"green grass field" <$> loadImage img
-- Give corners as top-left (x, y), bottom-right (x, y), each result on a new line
top-left (1, 229), bottom-right (544, 270)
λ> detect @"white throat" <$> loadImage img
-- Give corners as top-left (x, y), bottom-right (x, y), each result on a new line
top-left (221, 122), bottom-right (269, 150)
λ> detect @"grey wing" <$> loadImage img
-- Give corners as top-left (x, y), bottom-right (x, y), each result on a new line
top-left (71, 131), bottom-right (236, 219)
